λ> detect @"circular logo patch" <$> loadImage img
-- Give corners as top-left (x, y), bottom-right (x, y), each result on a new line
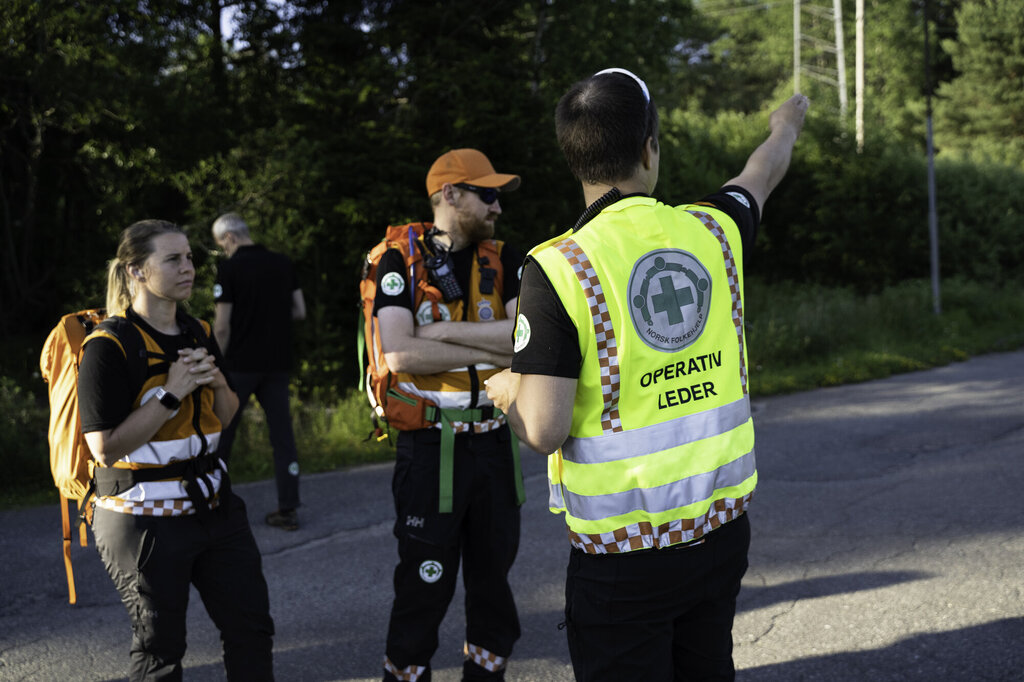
top-left (476, 300), bottom-right (494, 321)
top-left (213, 284), bottom-right (223, 300)
top-left (513, 313), bottom-right (531, 352)
top-left (416, 301), bottom-right (451, 325)
top-left (380, 272), bottom-right (406, 297)
top-left (627, 249), bottom-right (711, 352)
top-left (419, 560), bottom-right (443, 583)
top-left (288, 462), bottom-right (300, 477)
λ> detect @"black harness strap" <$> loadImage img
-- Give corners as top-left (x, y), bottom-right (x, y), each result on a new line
top-left (93, 452), bottom-right (225, 516)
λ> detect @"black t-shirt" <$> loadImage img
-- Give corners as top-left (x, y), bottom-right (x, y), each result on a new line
top-left (78, 313), bottom-right (227, 433)
top-left (214, 244), bottom-right (299, 372)
top-left (373, 239), bottom-right (525, 316)
top-left (510, 187), bottom-right (759, 379)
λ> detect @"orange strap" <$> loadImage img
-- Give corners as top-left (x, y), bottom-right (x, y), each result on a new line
top-left (59, 491), bottom-right (77, 605)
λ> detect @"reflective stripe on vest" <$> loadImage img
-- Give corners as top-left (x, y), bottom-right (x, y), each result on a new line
top-left (558, 447), bottom-right (754, 522)
top-left (561, 395), bottom-right (750, 464)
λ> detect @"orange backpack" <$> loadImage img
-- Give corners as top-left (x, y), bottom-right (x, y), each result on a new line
top-left (357, 222), bottom-right (503, 436)
top-left (39, 309), bottom-right (151, 604)
top-left (39, 309), bottom-right (106, 604)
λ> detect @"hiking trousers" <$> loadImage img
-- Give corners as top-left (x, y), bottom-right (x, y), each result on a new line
top-left (92, 493), bottom-right (275, 681)
top-left (219, 370), bottom-right (301, 511)
top-left (384, 426), bottom-right (522, 681)
top-left (564, 512), bottom-right (751, 681)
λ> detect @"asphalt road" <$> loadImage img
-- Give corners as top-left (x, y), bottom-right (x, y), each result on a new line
top-left (2, 350), bottom-right (1022, 681)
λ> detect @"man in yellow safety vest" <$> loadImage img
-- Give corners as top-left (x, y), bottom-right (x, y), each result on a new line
top-left (487, 69), bottom-right (808, 680)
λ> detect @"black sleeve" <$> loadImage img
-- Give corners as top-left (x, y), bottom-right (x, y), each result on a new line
top-left (499, 242), bottom-right (526, 304)
top-left (510, 258), bottom-right (582, 378)
top-left (372, 248), bottom-right (414, 315)
top-left (698, 185), bottom-right (760, 257)
top-left (214, 260), bottom-right (234, 304)
top-left (78, 336), bottom-right (135, 433)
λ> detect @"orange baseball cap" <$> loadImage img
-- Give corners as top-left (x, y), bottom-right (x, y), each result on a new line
top-left (425, 148), bottom-right (521, 197)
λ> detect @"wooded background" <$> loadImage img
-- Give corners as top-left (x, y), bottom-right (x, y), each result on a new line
top-left (3, 0), bottom-right (1022, 398)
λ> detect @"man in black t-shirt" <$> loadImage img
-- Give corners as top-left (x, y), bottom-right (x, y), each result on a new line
top-left (486, 70), bottom-right (809, 680)
top-left (212, 213), bottom-right (306, 530)
top-left (375, 149), bottom-right (524, 682)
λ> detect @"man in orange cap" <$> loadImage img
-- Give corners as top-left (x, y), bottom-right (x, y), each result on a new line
top-left (373, 149), bottom-right (525, 681)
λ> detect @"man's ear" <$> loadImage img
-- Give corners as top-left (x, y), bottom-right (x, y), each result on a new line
top-left (442, 183), bottom-right (458, 206)
top-left (641, 136), bottom-right (658, 170)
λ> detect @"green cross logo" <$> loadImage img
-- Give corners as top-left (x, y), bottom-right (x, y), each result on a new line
top-left (651, 275), bottom-right (694, 325)
top-left (513, 313), bottom-right (531, 352)
top-left (380, 272), bottom-right (405, 297)
top-left (419, 560), bottom-right (443, 583)
top-left (627, 249), bottom-right (711, 353)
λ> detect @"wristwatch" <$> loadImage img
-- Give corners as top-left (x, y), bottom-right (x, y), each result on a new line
top-left (155, 386), bottom-right (182, 410)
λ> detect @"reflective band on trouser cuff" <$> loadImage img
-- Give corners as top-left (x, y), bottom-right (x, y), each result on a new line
top-left (384, 656), bottom-right (427, 682)
top-left (563, 449), bottom-right (755, 522)
top-left (464, 642), bottom-right (508, 672)
top-left (687, 210), bottom-right (747, 393)
top-left (569, 492), bottom-right (753, 554)
top-left (561, 397), bottom-right (751, 464)
top-left (554, 237), bottom-right (623, 433)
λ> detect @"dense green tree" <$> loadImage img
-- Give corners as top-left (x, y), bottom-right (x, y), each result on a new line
top-left (936, 0), bottom-right (1024, 166)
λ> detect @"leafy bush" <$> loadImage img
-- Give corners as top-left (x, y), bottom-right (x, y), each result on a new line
top-left (0, 376), bottom-right (54, 507)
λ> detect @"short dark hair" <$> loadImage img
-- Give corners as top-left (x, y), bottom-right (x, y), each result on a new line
top-left (555, 72), bottom-right (659, 185)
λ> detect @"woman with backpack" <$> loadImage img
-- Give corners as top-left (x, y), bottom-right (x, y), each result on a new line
top-left (77, 219), bottom-right (275, 681)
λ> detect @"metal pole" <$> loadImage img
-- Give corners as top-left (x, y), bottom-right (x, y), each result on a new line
top-left (833, 0), bottom-right (848, 122)
top-left (924, 0), bottom-right (941, 314)
top-left (794, 0), bottom-right (801, 93)
top-left (856, 0), bottom-right (864, 151)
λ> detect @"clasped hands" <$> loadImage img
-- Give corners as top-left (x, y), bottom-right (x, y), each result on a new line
top-left (165, 347), bottom-right (227, 397)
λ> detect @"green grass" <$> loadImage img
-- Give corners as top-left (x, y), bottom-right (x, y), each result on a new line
top-left (4, 277), bottom-right (1022, 510)
top-left (745, 278), bottom-right (1024, 394)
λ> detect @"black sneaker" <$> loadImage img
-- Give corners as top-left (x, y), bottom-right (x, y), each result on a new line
top-left (265, 509), bottom-right (299, 531)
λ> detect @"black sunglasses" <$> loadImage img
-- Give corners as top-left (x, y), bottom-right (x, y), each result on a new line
top-left (455, 183), bottom-right (500, 205)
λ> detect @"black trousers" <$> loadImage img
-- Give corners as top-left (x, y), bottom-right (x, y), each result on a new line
top-left (565, 513), bottom-right (751, 682)
top-left (384, 426), bottom-right (522, 681)
top-left (219, 370), bottom-right (300, 510)
top-left (92, 494), bottom-right (275, 681)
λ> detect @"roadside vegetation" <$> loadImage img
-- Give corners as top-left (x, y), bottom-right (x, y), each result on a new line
top-left (5, 276), bottom-right (1021, 510)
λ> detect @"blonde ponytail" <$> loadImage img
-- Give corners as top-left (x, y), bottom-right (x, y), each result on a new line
top-left (105, 259), bottom-right (133, 315)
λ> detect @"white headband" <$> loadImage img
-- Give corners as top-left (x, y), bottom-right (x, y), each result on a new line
top-left (593, 67), bottom-right (650, 103)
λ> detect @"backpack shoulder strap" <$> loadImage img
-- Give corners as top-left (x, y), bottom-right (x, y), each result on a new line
top-left (175, 310), bottom-right (210, 347)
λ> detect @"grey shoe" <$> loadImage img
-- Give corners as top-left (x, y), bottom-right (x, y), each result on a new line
top-left (265, 509), bottom-right (299, 531)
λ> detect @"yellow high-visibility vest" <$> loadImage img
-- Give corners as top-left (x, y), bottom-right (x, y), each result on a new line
top-left (526, 196), bottom-right (756, 554)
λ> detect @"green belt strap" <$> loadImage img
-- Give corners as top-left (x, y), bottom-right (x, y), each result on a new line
top-left (427, 406), bottom-right (526, 513)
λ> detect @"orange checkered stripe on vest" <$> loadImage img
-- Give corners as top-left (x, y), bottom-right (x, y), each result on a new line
top-left (686, 209), bottom-right (747, 394)
top-left (567, 492), bottom-right (753, 554)
top-left (554, 237), bottom-right (623, 433)
top-left (96, 495), bottom-right (221, 517)
top-left (443, 414), bottom-right (507, 434)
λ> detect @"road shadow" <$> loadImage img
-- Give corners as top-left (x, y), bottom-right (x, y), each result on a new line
top-left (738, 571), bottom-right (932, 613)
top-left (739, 617), bottom-right (1024, 681)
